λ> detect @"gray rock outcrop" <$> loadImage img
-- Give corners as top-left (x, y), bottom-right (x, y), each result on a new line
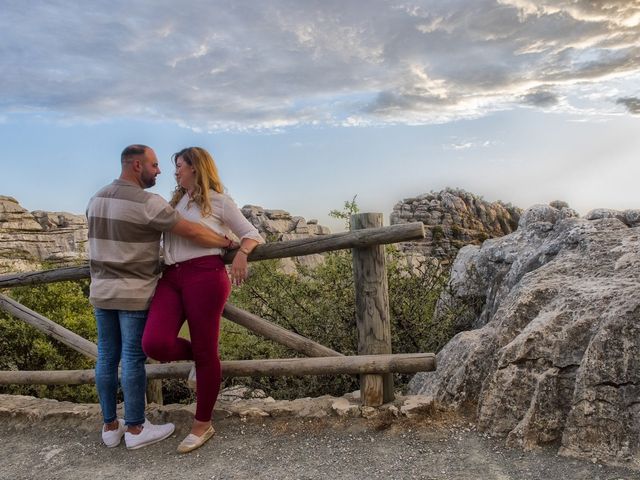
top-left (390, 188), bottom-right (521, 263)
top-left (241, 205), bottom-right (331, 272)
top-left (408, 202), bottom-right (640, 467)
top-left (0, 196), bottom-right (331, 274)
top-left (241, 205), bottom-right (331, 241)
top-left (0, 195), bottom-right (88, 272)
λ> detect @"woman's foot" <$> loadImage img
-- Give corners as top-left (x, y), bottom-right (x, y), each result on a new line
top-left (177, 420), bottom-right (215, 454)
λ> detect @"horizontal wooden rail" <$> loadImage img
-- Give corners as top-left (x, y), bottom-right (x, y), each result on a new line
top-left (0, 293), bottom-right (98, 360)
top-left (0, 265), bottom-right (91, 289)
top-left (0, 222), bottom-right (425, 289)
top-left (223, 304), bottom-right (342, 358)
top-left (0, 353), bottom-right (436, 385)
top-left (224, 221), bottom-right (425, 263)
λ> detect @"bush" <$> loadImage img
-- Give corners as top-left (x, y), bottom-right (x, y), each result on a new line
top-left (0, 279), bottom-right (98, 402)
top-left (220, 245), bottom-right (461, 399)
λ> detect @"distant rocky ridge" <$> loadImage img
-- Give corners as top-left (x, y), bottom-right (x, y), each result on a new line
top-left (390, 188), bottom-right (521, 263)
top-left (0, 195), bottom-right (332, 273)
top-left (0, 195), bottom-right (88, 273)
top-left (0, 189), bottom-right (526, 274)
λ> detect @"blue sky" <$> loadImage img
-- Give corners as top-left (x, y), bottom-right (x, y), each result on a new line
top-left (1, 1), bottom-right (639, 232)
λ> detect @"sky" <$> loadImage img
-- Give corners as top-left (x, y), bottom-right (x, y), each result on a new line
top-left (1, 0), bottom-right (639, 232)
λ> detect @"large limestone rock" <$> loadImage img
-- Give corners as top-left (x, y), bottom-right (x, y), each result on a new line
top-left (408, 202), bottom-right (640, 467)
top-left (0, 195), bottom-right (88, 272)
top-left (390, 188), bottom-right (521, 263)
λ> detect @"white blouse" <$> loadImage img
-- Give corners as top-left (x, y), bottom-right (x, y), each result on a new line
top-left (163, 190), bottom-right (264, 265)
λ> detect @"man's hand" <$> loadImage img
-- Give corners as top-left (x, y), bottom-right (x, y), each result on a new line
top-left (170, 219), bottom-right (228, 247)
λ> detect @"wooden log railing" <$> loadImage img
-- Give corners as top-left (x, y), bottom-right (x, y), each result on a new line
top-left (0, 354), bottom-right (435, 385)
top-left (0, 219), bottom-right (433, 406)
top-left (222, 304), bottom-right (342, 358)
top-left (0, 222), bottom-right (425, 289)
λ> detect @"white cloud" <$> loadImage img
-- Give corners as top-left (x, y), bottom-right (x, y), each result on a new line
top-left (1, 0), bottom-right (638, 130)
top-left (443, 138), bottom-right (498, 150)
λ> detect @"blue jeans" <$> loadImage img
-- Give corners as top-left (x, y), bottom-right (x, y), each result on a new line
top-left (94, 308), bottom-right (148, 426)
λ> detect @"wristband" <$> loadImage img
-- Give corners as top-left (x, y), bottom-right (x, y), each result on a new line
top-left (238, 247), bottom-right (251, 256)
top-left (224, 236), bottom-right (233, 249)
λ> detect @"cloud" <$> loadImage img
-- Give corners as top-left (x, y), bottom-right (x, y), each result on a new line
top-left (1, 0), bottom-right (639, 130)
top-left (443, 138), bottom-right (497, 150)
top-left (616, 97), bottom-right (640, 114)
top-left (519, 89), bottom-right (559, 107)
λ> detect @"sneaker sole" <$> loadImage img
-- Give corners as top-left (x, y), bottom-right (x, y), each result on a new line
top-left (103, 439), bottom-right (123, 448)
top-left (126, 426), bottom-right (176, 450)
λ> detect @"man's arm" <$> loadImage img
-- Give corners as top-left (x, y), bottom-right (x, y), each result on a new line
top-left (170, 218), bottom-right (229, 248)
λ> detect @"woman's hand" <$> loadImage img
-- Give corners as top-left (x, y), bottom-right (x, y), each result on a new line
top-left (228, 239), bottom-right (258, 286)
top-left (230, 251), bottom-right (249, 286)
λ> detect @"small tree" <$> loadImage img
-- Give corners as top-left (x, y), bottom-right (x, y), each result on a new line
top-left (329, 195), bottom-right (359, 229)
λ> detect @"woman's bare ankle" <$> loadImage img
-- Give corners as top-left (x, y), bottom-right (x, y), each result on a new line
top-left (190, 420), bottom-right (212, 437)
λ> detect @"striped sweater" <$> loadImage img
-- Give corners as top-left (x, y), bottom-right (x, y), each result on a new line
top-left (86, 179), bottom-right (179, 310)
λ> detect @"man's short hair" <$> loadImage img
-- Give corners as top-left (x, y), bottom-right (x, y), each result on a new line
top-left (121, 144), bottom-right (149, 164)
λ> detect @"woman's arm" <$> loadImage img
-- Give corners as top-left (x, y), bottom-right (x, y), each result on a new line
top-left (220, 195), bottom-right (265, 285)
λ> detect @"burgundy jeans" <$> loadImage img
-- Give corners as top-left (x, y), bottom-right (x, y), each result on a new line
top-left (143, 255), bottom-right (230, 422)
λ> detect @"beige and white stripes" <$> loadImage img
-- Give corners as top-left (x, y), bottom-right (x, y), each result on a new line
top-left (86, 179), bottom-right (179, 310)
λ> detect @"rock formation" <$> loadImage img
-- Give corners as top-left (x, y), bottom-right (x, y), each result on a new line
top-left (408, 202), bottom-right (640, 467)
top-left (390, 188), bottom-right (521, 263)
top-left (0, 195), bottom-right (88, 272)
top-left (0, 196), bottom-right (331, 273)
top-left (241, 205), bottom-right (331, 240)
top-left (241, 205), bottom-right (332, 272)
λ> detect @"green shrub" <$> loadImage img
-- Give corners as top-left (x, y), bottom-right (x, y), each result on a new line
top-left (219, 245), bottom-right (461, 399)
top-left (0, 279), bottom-right (98, 402)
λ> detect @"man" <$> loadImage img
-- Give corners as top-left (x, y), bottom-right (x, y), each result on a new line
top-left (87, 144), bottom-right (229, 450)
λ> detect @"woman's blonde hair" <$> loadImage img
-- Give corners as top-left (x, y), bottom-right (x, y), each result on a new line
top-left (169, 147), bottom-right (224, 217)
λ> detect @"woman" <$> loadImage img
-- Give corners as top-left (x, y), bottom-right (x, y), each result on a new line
top-left (142, 146), bottom-right (264, 453)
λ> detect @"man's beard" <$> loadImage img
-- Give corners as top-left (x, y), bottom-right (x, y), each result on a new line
top-left (141, 172), bottom-right (156, 188)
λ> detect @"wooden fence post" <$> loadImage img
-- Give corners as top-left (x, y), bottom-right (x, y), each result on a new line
top-left (146, 359), bottom-right (163, 405)
top-left (351, 213), bottom-right (394, 406)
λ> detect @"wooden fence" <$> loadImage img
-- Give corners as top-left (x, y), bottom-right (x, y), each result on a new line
top-left (0, 214), bottom-right (435, 406)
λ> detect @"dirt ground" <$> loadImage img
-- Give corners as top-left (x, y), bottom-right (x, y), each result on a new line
top-left (1, 412), bottom-right (638, 480)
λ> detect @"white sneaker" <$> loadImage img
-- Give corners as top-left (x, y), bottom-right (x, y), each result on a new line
top-left (101, 419), bottom-right (126, 448)
top-left (124, 419), bottom-right (175, 450)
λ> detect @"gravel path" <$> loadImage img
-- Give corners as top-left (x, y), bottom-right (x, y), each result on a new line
top-left (1, 415), bottom-right (638, 480)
